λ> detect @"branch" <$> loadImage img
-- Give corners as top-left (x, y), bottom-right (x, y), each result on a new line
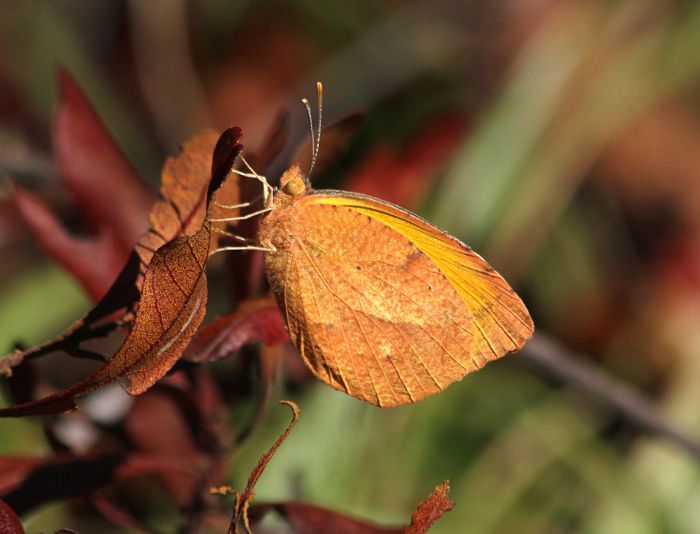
top-left (520, 333), bottom-right (700, 460)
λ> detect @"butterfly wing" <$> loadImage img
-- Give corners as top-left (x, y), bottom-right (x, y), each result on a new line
top-left (263, 190), bottom-right (533, 407)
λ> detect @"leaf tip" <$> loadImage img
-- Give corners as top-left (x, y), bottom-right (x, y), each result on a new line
top-left (208, 127), bottom-right (244, 201)
top-left (55, 66), bottom-right (80, 102)
top-left (278, 399), bottom-right (300, 421)
top-left (405, 479), bottom-right (454, 534)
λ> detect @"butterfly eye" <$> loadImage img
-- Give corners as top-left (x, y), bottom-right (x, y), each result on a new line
top-left (281, 175), bottom-right (306, 196)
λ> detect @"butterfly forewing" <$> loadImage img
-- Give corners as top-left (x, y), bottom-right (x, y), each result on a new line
top-left (261, 190), bottom-right (533, 407)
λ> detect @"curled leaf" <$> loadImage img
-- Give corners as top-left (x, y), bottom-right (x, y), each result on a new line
top-left (116, 228), bottom-right (212, 396)
top-left (227, 400), bottom-right (300, 534)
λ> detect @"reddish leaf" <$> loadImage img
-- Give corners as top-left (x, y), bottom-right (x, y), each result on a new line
top-left (0, 129), bottom-right (244, 417)
top-left (0, 457), bottom-right (44, 495)
top-left (249, 502), bottom-right (403, 534)
top-left (250, 481), bottom-right (454, 534)
top-left (347, 114), bottom-right (467, 209)
top-left (13, 184), bottom-right (126, 301)
top-left (13, 69), bottom-right (155, 300)
top-left (53, 69), bottom-right (153, 254)
top-left (0, 500), bottom-right (24, 534)
top-left (248, 481), bottom-right (453, 534)
top-left (10, 69), bottom-right (152, 302)
top-left (183, 297), bottom-right (288, 363)
top-left (404, 481), bottom-right (453, 534)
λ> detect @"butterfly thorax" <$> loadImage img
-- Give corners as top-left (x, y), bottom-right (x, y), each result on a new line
top-left (259, 164), bottom-right (312, 254)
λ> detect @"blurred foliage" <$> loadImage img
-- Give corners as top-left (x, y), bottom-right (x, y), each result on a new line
top-left (2, 0), bottom-right (700, 532)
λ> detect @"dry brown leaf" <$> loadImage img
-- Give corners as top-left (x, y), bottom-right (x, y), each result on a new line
top-left (0, 128), bottom-right (244, 417)
top-left (137, 130), bottom-right (241, 261)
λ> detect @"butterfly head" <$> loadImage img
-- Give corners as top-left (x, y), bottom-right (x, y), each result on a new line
top-left (279, 164), bottom-right (310, 198)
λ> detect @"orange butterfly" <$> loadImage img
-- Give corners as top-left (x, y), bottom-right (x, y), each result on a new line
top-left (259, 166), bottom-right (534, 407)
top-left (231, 85), bottom-right (533, 407)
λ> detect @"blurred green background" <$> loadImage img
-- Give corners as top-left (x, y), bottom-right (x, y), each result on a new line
top-left (3, 1), bottom-right (700, 532)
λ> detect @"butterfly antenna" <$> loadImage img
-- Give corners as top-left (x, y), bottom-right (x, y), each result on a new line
top-left (302, 82), bottom-right (324, 177)
top-left (313, 82), bottom-right (323, 175)
top-left (301, 96), bottom-right (316, 175)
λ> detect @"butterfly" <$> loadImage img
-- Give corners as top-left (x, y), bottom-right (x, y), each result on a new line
top-left (207, 83), bottom-right (534, 407)
top-left (255, 159), bottom-right (533, 407)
